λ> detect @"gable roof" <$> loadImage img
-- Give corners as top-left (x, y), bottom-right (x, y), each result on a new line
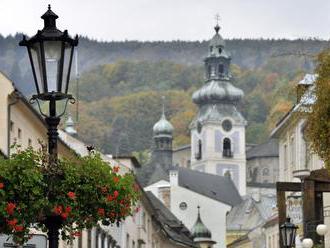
top-left (246, 139), bottom-right (279, 160)
top-left (177, 167), bottom-right (242, 206)
top-left (144, 191), bottom-right (196, 247)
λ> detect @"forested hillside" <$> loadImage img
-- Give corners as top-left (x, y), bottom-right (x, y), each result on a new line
top-left (0, 34), bottom-right (327, 155)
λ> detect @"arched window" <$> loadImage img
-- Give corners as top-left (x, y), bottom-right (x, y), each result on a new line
top-left (195, 139), bottom-right (202, 160)
top-left (223, 138), bottom-right (232, 157)
top-left (218, 64), bottom-right (224, 74)
top-left (208, 65), bottom-right (212, 78)
top-left (218, 47), bottom-right (222, 54)
top-left (262, 168), bottom-right (270, 176)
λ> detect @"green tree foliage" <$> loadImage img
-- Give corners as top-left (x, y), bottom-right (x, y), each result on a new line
top-left (72, 59), bottom-right (301, 156)
top-left (307, 50), bottom-right (330, 167)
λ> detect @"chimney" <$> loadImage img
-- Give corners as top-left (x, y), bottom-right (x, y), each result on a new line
top-left (169, 170), bottom-right (178, 186)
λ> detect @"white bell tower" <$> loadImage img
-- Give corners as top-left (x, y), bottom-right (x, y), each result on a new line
top-left (190, 24), bottom-right (247, 195)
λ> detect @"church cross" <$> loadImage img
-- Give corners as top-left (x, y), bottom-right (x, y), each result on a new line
top-left (215, 13), bottom-right (221, 26)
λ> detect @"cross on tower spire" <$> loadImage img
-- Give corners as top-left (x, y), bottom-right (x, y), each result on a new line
top-left (214, 14), bottom-right (221, 33)
top-left (161, 95), bottom-right (166, 118)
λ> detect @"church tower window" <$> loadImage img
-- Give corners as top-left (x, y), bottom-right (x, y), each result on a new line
top-left (218, 64), bottom-right (224, 74)
top-left (223, 138), bottom-right (232, 157)
top-left (195, 139), bottom-right (202, 160)
top-left (218, 47), bottom-right (222, 54)
top-left (207, 65), bottom-right (212, 78)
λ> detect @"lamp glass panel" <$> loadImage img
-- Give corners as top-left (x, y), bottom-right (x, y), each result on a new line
top-left (287, 228), bottom-right (293, 246)
top-left (44, 41), bottom-right (62, 93)
top-left (30, 43), bottom-right (45, 94)
top-left (281, 227), bottom-right (287, 246)
top-left (61, 42), bottom-right (74, 94)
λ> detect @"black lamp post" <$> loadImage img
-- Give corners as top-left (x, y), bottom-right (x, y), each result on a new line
top-left (280, 218), bottom-right (298, 248)
top-left (19, 5), bottom-right (78, 248)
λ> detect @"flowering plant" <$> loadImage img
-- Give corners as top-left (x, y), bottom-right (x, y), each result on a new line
top-left (0, 147), bottom-right (140, 244)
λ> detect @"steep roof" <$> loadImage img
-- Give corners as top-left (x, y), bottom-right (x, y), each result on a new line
top-left (226, 194), bottom-right (277, 231)
top-left (144, 192), bottom-right (196, 247)
top-left (246, 139), bottom-right (279, 160)
top-left (177, 167), bottom-right (242, 206)
top-left (147, 163), bottom-right (169, 185)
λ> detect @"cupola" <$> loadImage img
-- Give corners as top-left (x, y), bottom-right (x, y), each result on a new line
top-left (153, 97), bottom-right (174, 137)
top-left (191, 206), bottom-right (216, 247)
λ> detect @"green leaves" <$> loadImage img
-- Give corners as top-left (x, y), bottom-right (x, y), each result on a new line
top-left (306, 50), bottom-right (330, 168)
top-left (0, 148), bottom-right (140, 244)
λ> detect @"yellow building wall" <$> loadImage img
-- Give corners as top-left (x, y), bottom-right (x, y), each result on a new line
top-left (0, 72), bottom-right (15, 155)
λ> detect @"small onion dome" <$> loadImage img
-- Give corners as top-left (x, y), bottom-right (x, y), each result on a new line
top-left (64, 114), bottom-right (77, 135)
top-left (191, 206), bottom-right (212, 241)
top-left (153, 112), bottom-right (174, 136)
top-left (192, 80), bottom-right (244, 105)
top-left (210, 25), bottom-right (225, 48)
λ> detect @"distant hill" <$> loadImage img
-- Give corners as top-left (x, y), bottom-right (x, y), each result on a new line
top-left (0, 34), bottom-right (326, 94)
top-left (0, 34), bottom-right (326, 155)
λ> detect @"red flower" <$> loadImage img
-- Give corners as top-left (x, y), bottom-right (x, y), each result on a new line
top-left (0, 183), bottom-right (4, 189)
top-left (14, 225), bottom-right (24, 232)
top-left (113, 166), bottom-right (120, 173)
top-left (135, 207), bottom-right (140, 213)
top-left (53, 205), bottom-right (63, 215)
top-left (113, 190), bottom-right (119, 199)
top-left (72, 232), bottom-right (81, 237)
top-left (67, 191), bottom-right (76, 199)
top-left (113, 176), bottom-right (119, 184)
top-left (6, 203), bottom-right (16, 215)
top-left (8, 219), bottom-right (18, 227)
top-left (61, 213), bottom-right (68, 220)
top-left (97, 208), bottom-right (105, 216)
top-left (106, 195), bottom-right (113, 202)
top-left (65, 206), bottom-right (72, 213)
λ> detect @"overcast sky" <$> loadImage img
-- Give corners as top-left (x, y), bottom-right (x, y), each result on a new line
top-left (1, 0), bottom-right (330, 41)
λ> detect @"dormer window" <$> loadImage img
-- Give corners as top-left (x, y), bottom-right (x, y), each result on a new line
top-left (210, 47), bottom-right (213, 53)
top-left (223, 138), bottom-right (232, 158)
top-left (218, 47), bottom-right (222, 54)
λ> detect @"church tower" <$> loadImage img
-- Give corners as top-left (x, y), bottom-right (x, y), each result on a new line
top-left (190, 24), bottom-right (247, 195)
top-left (151, 98), bottom-right (174, 171)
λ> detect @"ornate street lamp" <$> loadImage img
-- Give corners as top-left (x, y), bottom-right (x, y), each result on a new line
top-left (19, 5), bottom-right (78, 248)
top-left (280, 218), bottom-right (298, 248)
top-left (19, 4), bottom-right (78, 161)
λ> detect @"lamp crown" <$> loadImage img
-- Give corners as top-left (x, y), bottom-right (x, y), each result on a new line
top-left (41, 4), bottom-right (59, 29)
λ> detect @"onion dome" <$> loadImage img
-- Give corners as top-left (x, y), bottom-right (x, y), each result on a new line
top-left (210, 25), bottom-right (225, 48)
top-left (153, 112), bottom-right (174, 136)
top-left (192, 80), bottom-right (244, 105)
top-left (153, 98), bottom-right (174, 136)
top-left (64, 114), bottom-right (77, 136)
top-left (191, 206), bottom-right (213, 242)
